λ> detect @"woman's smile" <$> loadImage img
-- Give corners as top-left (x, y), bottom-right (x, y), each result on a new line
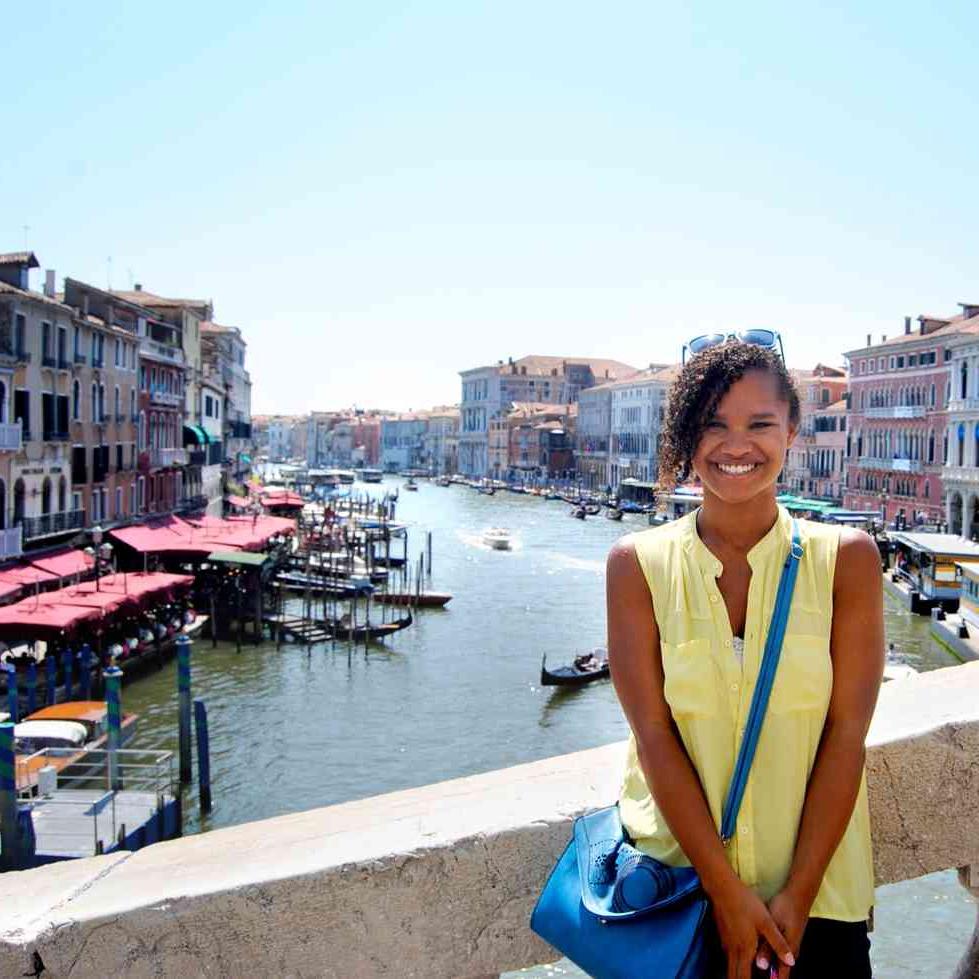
top-left (713, 461), bottom-right (762, 477)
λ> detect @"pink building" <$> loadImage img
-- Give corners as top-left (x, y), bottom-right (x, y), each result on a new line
top-left (844, 318), bottom-right (955, 525)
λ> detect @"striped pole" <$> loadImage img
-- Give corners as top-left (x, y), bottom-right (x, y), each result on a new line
top-left (45, 654), bottom-right (56, 706)
top-left (104, 665), bottom-right (123, 791)
top-left (26, 660), bottom-right (37, 716)
top-left (62, 649), bottom-right (74, 702)
top-left (0, 721), bottom-right (19, 870)
top-left (79, 645), bottom-right (92, 700)
top-left (177, 635), bottom-right (192, 784)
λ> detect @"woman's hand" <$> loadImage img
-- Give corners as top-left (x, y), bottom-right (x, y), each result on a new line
top-left (709, 876), bottom-right (796, 979)
top-left (760, 887), bottom-right (811, 978)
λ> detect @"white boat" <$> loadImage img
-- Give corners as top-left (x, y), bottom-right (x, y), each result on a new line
top-left (483, 528), bottom-right (513, 550)
top-left (361, 468), bottom-right (383, 483)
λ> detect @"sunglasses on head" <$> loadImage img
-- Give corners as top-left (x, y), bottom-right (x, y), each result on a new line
top-left (681, 329), bottom-right (784, 365)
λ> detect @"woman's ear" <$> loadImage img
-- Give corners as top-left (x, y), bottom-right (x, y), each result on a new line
top-left (786, 422), bottom-right (799, 448)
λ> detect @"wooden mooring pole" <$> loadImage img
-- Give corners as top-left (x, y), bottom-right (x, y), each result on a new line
top-left (177, 635), bottom-right (193, 785)
top-left (194, 699), bottom-right (213, 816)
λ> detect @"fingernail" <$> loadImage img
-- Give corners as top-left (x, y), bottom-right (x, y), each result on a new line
top-left (786, 952), bottom-right (796, 966)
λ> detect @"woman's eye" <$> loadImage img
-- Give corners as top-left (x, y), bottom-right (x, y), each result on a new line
top-left (750, 422), bottom-right (774, 429)
top-left (705, 420), bottom-right (724, 429)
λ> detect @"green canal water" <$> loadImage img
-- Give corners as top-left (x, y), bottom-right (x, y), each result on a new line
top-left (119, 479), bottom-right (974, 978)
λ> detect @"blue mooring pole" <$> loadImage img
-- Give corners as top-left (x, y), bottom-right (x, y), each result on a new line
top-left (5, 664), bottom-right (17, 723)
top-left (0, 721), bottom-right (20, 870)
top-left (62, 649), bottom-right (74, 702)
top-left (79, 645), bottom-right (92, 700)
top-left (193, 699), bottom-right (212, 815)
top-left (45, 653), bottom-right (56, 706)
top-left (177, 635), bottom-right (192, 784)
top-left (26, 660), bottom-right (37, 716)
top-left (104, 665), bottom-right (123, 791)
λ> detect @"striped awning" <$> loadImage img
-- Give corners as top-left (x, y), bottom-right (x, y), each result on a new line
top-left (183, 424), bottom-right (208, 446)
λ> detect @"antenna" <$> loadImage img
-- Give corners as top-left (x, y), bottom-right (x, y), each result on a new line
top-left (22, 225), bottom-right (30, 250)
top-left (106, 256), bottom-right (113, 290)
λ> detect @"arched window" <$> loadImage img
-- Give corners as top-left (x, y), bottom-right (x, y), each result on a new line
top-left (98, 384), bottom-right (105, 421)
top-left (58, 476), bottom-right (66, 513)
top-left (929, 430), bottom-right (936, 463)
top-left (91, 383), bottom-right (97, 422)
top-left (114, 386), bottom-right (120, 420)
top-left (41, 477), bottom-right (51, 516)
top-left (130, 388), bottom-right (136, 421)
top-left (931, 384), bottom-right (936, 407)
top-left (72, 380), bottom-right (80, 421)
top-left (0, 380), bottom-right (6, 423)
top-left (962, 361), bottom-right (969, 400)
top-left (12, 479), bottom-right (24, 527)
top-left (959, 423), bottom-right (966, 466)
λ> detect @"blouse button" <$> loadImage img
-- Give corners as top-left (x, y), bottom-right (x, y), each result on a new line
top-left (730, 682), bottom-right (739, 693)
top-left (740, 825), bottom-right (749, 836)
top-left (709, 594), bottom-right (719, 604)
top-left (723, 638), bottom-right (732, 647)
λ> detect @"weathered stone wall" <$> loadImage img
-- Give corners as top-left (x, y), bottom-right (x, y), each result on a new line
top-left (2, 662), bottom-right (979, 978)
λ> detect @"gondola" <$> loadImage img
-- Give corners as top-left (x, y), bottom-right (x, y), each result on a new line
top-left (605, 508), bottom-right (623, 521)
top-left (375, 591), bottom-right (452, 608)
top-left (540, 651), bottom-right (610, 687)
top-left (330, 611), bottom-right (413, 641)
top-left (570, 506), bottom-right (586, 520)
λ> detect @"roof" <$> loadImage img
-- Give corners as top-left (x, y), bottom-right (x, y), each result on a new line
top-left (111, 289), bottom-right (209, 309)
top-left (889, 532), bottom-right (979, 558)
top-left (0, 252), bottom-right (38, 268)
top-left (0, 280), bottom-right (74, 313)
top-left (201, 321), bottom-right (245, 344)
top-left (844, 314), bottom-right (979, 356)
top-left (816, 399), bottom-right (848, 414)
top-left (463, 355), bottom-right (639, 380)
top-left (30, 548), bottom-right (94, 579)
top-left (208, 551), bottom-right (268, 567)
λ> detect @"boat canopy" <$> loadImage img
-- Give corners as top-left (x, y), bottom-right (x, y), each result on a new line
top-left (14, 719), bottom-right (88, 750)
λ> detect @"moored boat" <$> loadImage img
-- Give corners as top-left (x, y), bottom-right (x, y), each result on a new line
top-left (605, 507), bottom-right (623, 521)
top-left (375, 591), bottom-right (452, 608)
top-left (361, 468), bottom-right (384, 483)
top-left (404, 477), bottom-right (419, 491)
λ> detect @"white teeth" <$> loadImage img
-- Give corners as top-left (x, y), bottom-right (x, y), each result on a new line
top-left (716, 463), bottom-right (757, 475)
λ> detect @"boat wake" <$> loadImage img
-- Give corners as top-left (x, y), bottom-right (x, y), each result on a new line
top-left (457, 529), bottom-right (523, 552)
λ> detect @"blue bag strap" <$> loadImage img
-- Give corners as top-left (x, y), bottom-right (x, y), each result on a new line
top-left (719, 519), bottom-right (803, 844)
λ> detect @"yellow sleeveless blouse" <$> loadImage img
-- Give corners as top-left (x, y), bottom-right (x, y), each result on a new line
top-left (619, 505), bottom-right (874, 921)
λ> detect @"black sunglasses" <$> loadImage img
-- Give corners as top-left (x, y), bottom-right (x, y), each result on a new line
top-left (681, 329), bottom-right (784, 365)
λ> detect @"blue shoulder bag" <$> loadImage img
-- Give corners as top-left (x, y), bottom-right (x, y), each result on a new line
top-left (530, 521), bottom-right (804, 979)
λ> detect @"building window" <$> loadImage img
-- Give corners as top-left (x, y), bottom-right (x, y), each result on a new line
top-left (72, 380), bottom-right (80, 421)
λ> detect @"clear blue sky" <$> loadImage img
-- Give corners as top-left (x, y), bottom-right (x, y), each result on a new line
top-left (3, 1), bottom-right (977, 414)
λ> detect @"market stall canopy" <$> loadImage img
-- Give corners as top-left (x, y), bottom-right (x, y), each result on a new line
top-left (93, 572), bottom-right (194, 604)
top-left (33, 587), bottom-right (136, 616)
top-left (0, 600), bottom-right (101, 639)
top-left (30, 548), bottom-right (95, 578)
top-left (110, 514), bottom-right (293, 556)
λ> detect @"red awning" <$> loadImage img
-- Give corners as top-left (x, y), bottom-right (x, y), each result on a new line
top-left (0, 565), bottom-right (58, 587)
top-left (110, 514), bottom-right (294, 556)
top-left (263, 492), bottom-right (304, 509)
top-left (0, 599), bottom-right (101, 638)
top-left (34, 587), bottom-right (135, 615)
top-left (94, 572), bottom-right (194, 603)
top-left (30, 548), bottom-right (94, 578)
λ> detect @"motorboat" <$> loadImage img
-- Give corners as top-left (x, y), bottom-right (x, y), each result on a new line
top-left (404, 478), bottom-right (419, 492)
top-left (483, 528), bottom-right (513, 550)
top-left (361, 468), bottom-right (384, 483)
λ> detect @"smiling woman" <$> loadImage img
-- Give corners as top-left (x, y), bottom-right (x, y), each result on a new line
top-left (602, 341), bottom-right (884, 979)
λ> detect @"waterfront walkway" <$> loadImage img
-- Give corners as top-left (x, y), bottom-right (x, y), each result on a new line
top-left (1, 661), bottom-right (978, 977)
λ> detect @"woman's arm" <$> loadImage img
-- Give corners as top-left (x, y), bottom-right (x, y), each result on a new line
top-left (766, 528), bottom-right (884, 977)
top-left (606, 537), bottom-right (794, 979)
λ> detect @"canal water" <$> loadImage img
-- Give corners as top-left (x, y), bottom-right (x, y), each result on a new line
top-left (120, 479), bottom-right (974, 978)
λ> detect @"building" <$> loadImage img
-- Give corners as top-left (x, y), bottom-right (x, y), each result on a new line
top-left (941, 315), bottom-right (979, 537)
top-left (575, 383), bottom-right (614, 490)
top-left (844, 316), bottom-right (962, 526)
top-left (504, 403), bottom-right (575, 480)
top-left (61, 278), bottom-right (146, 526)
top-left (421, 407), bottom-right (459, 475)
top-left (380, 413), bottom-right (429, 471)
top-left (782, 365), bottom-right (848, 497)
top-left (458, 355), bottom-right (637, 477)
top-left (112, 287), bottom-right (217, 513)
top-left (201, 321), bottom-right (252, 481)
top-left (810, 399), bottom-right (848, 501)
top-left (607, 366), bottom-right (676, 490)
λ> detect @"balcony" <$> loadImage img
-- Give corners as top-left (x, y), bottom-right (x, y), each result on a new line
top-left (0, 525), bottom-right (21, 559)
top-left (864, 405), bottom-right (928, 419)
top-left (19, 509), bottom-right (86, 541)
top-left (150, 447), bottom-right (188, 468)
top-left (187, 449), bottom-right (207, 466)
top-left (148, 385), bottom-right (184, 408)
top-left (0, 423), bottom-right (22, 452)
top-left (91, 356), bottom-right (104, 368)
top-left (14, 348), bottom-right (29, 364)
top-left (139, 336), bottom-right (185, 366)
top-left (115, 412), bottom-right (128, 424)
top-left (41, 354), bottom-right (56, 368)
top-left (73, 351), bottom-right (86, 365)
top-left (41, 431), bottom-right (69, 443)
top-left (857, 456), bottom-right (925, 474)
top-left (57, 356), bottom-right (70, 370)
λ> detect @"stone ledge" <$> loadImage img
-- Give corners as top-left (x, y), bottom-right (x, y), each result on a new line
top-left (1, 662), bottom-right (978, 978)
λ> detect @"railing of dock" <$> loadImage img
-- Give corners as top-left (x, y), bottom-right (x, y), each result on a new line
top-left (16, 747), bottom-right (176, 799)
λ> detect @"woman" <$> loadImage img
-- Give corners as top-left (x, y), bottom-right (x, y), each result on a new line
top-left (607, 342), bottom-right (883, 979)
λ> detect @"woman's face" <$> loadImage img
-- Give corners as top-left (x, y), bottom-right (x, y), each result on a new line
top-left (691, 368), bottom-right (797, 505)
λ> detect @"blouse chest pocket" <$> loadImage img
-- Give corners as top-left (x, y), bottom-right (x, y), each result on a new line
top-left (769, 634), bottom-right (833, 715)
top-left (660, 637), bottom-right (719, 718)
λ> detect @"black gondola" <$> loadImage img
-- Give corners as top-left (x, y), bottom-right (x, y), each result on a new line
top-left (605, 507), bottom-right (623, 521)
top-left (540, 651), bottom-right (610, 687)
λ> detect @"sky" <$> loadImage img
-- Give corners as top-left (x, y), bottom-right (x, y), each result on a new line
top-left (3, 1), bottom-right (978, 414)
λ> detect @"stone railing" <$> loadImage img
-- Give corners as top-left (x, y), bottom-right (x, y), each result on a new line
top-left (2, 663), bottom-right (979, 978)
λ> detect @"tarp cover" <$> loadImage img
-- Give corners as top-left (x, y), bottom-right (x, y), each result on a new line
top-left (0, 600), bottom-right (101, 638)
top-left (30, 548), bottom-right (95, 578)
top-left (110, 514), bottom-right (293, 556)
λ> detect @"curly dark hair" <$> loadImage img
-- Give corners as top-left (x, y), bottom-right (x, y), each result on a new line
top-left (658, 342), bottom-right (801, 488)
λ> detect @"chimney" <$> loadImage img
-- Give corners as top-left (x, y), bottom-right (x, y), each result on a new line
top-left (43, 270), bottom-right (55, 298)
top-left (866, 334), bottom-right (871, 348)
top-left (903, 316), bottom-right (911, 335)
top-left (134, 283), bottom-right (142, 292)
top-left (881, 335), bottom-right (886, 343)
